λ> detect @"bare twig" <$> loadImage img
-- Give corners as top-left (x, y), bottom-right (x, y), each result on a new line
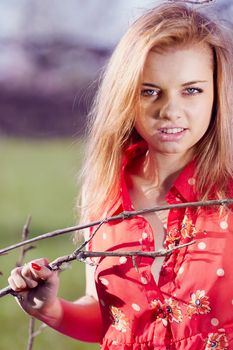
top-left (15, 217), bottom-right (38, 350)
top-left (27, 318), bottom-right (36, 350)
top-left (0, 240), bottom-right (195, 298)
top-left (31, 323), bottom-right (47, 338)
top-left (16, 216), bottom-right (34, 267)
top-left (0, 198), bottom-right (232, 256)
top-left (73, 218), bottom-right (108, 253)
top-left (1, 198), bottom-right (232, 298)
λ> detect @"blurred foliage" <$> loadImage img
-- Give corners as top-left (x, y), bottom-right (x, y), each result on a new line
top-left (0, 138), bottom-right (98, 350)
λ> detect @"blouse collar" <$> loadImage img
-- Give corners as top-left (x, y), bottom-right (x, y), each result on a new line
top-left (120, 141), bottom-right (198, 212)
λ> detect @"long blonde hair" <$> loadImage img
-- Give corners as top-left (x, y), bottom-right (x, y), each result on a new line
top-left (78, 2), bottom-right (233, 223)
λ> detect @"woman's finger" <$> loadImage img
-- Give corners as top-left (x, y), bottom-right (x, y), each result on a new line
top-left (29, 261), bottom-right (53, 281)
top-left (8, 274), bottom-right (26, 291)
top-left (20, 267), bottom-right (38, 288)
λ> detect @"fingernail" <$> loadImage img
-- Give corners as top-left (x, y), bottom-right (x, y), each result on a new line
top-left (31, 263), bottom-right (42, 271)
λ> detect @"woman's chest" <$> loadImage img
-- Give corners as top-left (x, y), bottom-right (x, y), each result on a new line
top-left (94, 212), bottom-right (233, 347)
top-left (127, 176), bottom-right (170, 282)
top-left (92, 209), bottom-right (233, 299)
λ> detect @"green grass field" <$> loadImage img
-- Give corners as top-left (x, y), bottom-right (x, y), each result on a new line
top-left (0, 138), bottom-right (99, 350)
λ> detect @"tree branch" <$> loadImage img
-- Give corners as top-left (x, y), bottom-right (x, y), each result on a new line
top-left (0, 240), bottom-right (195, 298)
top-left (31, 323), bottom-right (47, 338)
top-left (27, 318), bottom-right (36, 350)
top-left (0, 198), bottom-right (232, 256)
top-left (13, 216), bottom-right (38, 350)
top-left (1, 198), bottom-right (232, 298)
top-left (16, 215), bottom-right (35, 267)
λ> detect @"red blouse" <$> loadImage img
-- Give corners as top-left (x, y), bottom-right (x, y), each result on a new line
top-left (89, 142), bottom-right (233, 350)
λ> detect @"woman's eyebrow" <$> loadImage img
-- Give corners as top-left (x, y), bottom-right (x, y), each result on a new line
top-left (142, 82), bottom-right (160, 88)
top-left (142, 80), bottom-right (208, 88)
top-left (182, 80), bottom-right (208, 86)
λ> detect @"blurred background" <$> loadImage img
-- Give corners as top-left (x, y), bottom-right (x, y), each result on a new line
top-left (0, 0), bottom-right (231, 349)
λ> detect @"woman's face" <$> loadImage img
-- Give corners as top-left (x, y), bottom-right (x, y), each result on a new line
top-left (136, 44), bottom-right (214, 160)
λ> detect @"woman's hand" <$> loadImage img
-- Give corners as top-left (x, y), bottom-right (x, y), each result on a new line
top-left (8, 258), bottom-right (59, 318)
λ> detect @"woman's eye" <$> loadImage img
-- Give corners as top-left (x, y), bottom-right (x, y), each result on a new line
top-left (185, 87), bottom-right (203, 95)
top-left (141, 89), bottom-right (160, 97)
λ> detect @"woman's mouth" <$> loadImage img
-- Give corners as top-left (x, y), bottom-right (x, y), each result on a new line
top-left (160, 127), bottom-right (185, 134)
top-left (158, 127), bottom-right (187, 141)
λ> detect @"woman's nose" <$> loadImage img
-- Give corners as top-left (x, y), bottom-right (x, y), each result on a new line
top-left (158, 95), bottom-right (182, 121)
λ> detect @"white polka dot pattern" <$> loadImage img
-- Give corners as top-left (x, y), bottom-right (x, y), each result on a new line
top-left (119, 256), bottom-right (127, 264)
top-left (198, 242), bottom-right (206, 250)
top-left (220, 221), bottom-right (228, 230)
top-left (132, 303), bottom-right (141, 311)
top-left (211, 318), bottom-right (219, 326)
top-left (178, 266), bottom-right (184, 275)
top-left (99, 277), bottom-right (109, 286)
top-left (216, 268), bottom-right (225, 277)
top-left (218, 328), bottom-right (225, 333)
top-left (142, 232), bottom-right (148, 239)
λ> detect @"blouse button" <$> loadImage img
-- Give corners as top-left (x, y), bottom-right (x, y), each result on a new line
top-left (188, 177), bottom-right (196, 185)
top-left (140, 276), bottom-right (148, 285)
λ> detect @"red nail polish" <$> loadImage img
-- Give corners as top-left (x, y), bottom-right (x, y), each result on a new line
top-left (31, 263), bottom-right (42, 271)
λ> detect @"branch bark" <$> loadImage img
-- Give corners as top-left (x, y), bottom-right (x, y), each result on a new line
top-left (16, 216), bottom-right (34, 267)
top-left (27, 318), bottom-right (36, 350)
top-left (1, 198), bottom-right (232, 298)
top-left (0, 198), bottom-right (232, 256)
top-left (0, 240), bottom-right (195, 298)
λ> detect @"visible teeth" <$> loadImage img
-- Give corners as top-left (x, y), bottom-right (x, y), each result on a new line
top-left (161, 128), bottom-right (184, 134)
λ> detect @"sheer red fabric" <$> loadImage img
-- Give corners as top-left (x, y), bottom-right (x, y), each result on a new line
top-left (89, 142), bottom-right (233, 350)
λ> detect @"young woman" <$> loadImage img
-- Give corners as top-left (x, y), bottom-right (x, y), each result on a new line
top-left (8, 3), bottom-right (233, 349)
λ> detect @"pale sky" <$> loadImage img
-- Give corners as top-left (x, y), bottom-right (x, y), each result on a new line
top-left (0, 0), bottom-right (161, 47)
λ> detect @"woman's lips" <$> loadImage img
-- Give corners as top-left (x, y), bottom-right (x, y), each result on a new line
top-left (157, 127), bottom-right (187, 141)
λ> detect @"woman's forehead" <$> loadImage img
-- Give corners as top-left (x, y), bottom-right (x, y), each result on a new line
top-left (142, 44), bottom-right (214, 84)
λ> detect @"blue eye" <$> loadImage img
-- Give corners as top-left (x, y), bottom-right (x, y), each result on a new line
top-left (141, 89), bottom-right (160, 97)
top-left (185, 87), bottom-right (203, 95)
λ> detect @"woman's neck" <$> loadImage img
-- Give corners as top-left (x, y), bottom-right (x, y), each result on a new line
top-left (141, 148), bottom-right (192, 195)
